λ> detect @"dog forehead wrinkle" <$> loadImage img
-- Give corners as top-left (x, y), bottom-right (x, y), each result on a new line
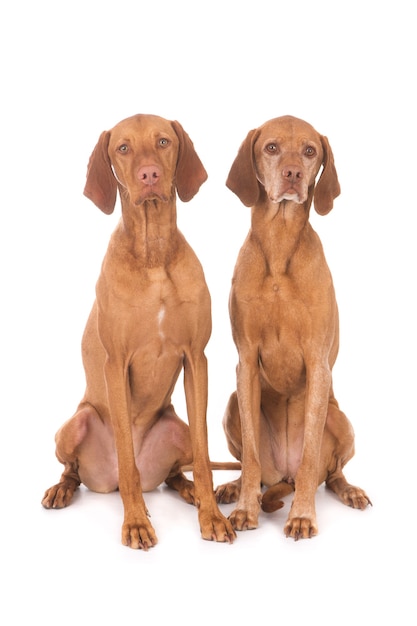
top-left (110, 116), bottom-right (176, 147)
top-left (259, 115), bottom-right (321, 146)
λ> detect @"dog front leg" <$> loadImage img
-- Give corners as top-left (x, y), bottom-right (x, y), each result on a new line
top-left (183, 351), bottom-right (236, 542)
top-left (104, 357), bottom-right (157, 550)
top-left (284, 363), bottom-right (331, 540)
top-left (229, 355), bottom-right (263, 531)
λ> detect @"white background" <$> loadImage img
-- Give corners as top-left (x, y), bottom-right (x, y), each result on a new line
top-left (1, 1), bottom-right (416, 624)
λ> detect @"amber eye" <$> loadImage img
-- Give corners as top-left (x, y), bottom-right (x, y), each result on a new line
top-left (266, 143), bottom-right (278, 154)
top-left (159, 138), bottom-right (170, 147)
top-left (118, 144), bottom-right (129, 154)
top-left (305, 146), bottom-right (316, 157)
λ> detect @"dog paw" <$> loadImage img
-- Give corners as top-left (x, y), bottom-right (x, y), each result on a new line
top-left (165, 472), bottom-right (196, 505)
top-left (327, 478), bottom-right (372, 510)
top-left (41, 479), bottom-right (79, 509)
top-left (228, 508), bottom-right (259, 531)
top-left (200, 512), bottom-right (237, 543)
top-left (341, 486), bottom-right (372, 510)
top-left (284, 516), bottom-right (318, 540)
top-left (214, 480), bottom-right (240, 504)
top-left (122, 519), bottom-right (158, 550)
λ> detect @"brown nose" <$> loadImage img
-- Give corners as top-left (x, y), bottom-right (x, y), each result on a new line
top-left (137, 165), bottom-right (161, 185)
top-left (282, 166), bottom-right (303, 183)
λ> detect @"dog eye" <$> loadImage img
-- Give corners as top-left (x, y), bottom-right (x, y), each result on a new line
top-left (266, 143), bottom-right (278, 153)
top-left (305, 146), bottom-right (316, 157)
top-left (159, 138), bottom-right (170, 147)
top-left (118, 144), bottom-right (129, 154)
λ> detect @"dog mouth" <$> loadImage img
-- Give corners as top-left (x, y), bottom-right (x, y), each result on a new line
top-left (134, 189), bottom-right (170, 205)
top-left (266, 176), bottom-right (312, 204)
top-left (268, 188), bottom-right (304, 204)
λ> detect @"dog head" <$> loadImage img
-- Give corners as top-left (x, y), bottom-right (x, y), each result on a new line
top-left (83, 114), bottom-right (208, 214)
top-left (226, 115), bottom-right (340, 215)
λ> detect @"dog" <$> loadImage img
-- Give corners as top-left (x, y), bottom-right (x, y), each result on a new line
top-left (215, 115), bottom-right (371, 539)
top-left (42, 114), bottom-right (236, 549)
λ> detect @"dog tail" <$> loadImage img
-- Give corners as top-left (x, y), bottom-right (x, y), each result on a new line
top-left (209, 461), bottom-right (241, 471)
top-left (261, 481), bottom-right (295, 513)
top-left (181, 461), bottom-right (241, 473)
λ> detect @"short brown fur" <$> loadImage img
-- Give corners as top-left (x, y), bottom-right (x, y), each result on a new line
top-left (42, 114), bottom-right (236, 549)
top-left (215, 115), bottom-right (370, 539)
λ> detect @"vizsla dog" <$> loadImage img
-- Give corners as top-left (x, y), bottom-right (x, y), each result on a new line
top-left (42, 114), bottom-right (236, 549)
top-left (215, 115), bottom-right (371, 539)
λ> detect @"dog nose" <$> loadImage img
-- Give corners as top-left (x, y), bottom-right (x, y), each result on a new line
top-left (137, 165), bottom-right (161, 185)
top-left (282, 166), bottom-right (303, 182)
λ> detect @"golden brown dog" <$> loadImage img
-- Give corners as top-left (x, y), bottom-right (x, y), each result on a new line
top-left (42, 114), bottom-right (236, 549)
top-left (215, 115), bottom-right (371, 539)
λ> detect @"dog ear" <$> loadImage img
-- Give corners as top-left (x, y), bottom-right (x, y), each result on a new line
top-left (226, 129), bottom-right (260, 207)
top-left (83, 131), bottom-right (117, 214)
top-left (171, 121), bottom-right (208, 202)
top-left (313, 135), bottom-right (341, 215)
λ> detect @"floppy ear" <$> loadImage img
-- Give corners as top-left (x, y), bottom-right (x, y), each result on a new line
top-left (83, 131), bottom-right (117, 214)
top-left (226, 129), bottom-right (260, 207)
top-left (171, 121), bottom-right (208, 202)
top-left (313, 135), bottom-right (341, 216)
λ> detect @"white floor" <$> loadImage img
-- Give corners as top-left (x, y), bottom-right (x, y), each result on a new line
top-left (1, 1), bottom-right (416, 624)
top-left (3, 448), bottom-right (411, 625)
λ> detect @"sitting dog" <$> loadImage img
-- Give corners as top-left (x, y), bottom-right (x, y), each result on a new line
top-left (42, 114), bottom-right (236, 549)
top-left (215, 115), bottom-right (371, 539)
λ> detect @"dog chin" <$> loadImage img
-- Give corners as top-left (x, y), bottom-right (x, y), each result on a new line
top-left (269, 191), bottom-right (303, 204)
top-left (135, 191), bottom-right (169, 205)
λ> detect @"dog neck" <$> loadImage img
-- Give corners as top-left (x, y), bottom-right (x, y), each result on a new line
top-left (251, 196), bottom-right (313, 275)
top-left (119, 195), bottom-right (180, 268)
